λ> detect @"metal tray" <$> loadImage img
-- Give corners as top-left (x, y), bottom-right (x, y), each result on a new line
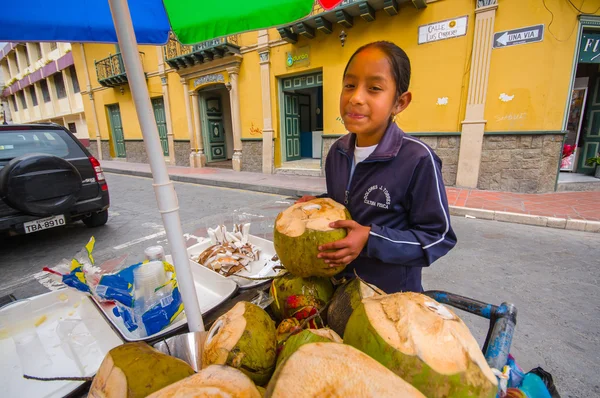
top-left (93, 256), bottom-right (238, 342)
top-left (0, 289), bottom-right (123, 398)
top-left (187, 235), bottom-right (279, 290)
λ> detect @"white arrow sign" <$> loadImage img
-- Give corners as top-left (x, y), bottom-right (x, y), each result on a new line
top-left (493, 25), bottom-right (544, 49)
top-left (496, 32), bottom-right (509, 46)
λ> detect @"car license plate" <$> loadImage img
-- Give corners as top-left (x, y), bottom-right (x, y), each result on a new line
top-left (23, 215), bottom-right (66, 234)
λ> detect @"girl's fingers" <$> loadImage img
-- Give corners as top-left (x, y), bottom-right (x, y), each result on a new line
top-left (328, 256), bottom-right (354, 267)
top-left (321, 248), bottom-right (351, 261)
top-left (318, 239), bottom-right (349, 252)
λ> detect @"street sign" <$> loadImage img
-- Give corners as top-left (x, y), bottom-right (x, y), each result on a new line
top-left (493, 24), bottom-right (544, 49)
top-left (418, 16), bottom-right (468, 45)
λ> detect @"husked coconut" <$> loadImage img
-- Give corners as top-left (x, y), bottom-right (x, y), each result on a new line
top-left (326, 278), bottom-right (384, 336)
top-left (343, 292), bottom-right (498, 398)
top-left (276, 328), bottom-right (342, 367)
top-left (147, 365), bottom-right (262, 398)
top-left (89, 342), bottom-right (195, 398)
top-left (265, 342), bottom-right (425, 398)
top-left (273, 198), bottom-right (351, 277)
top-left (202, 302), bottom-right (277, 386)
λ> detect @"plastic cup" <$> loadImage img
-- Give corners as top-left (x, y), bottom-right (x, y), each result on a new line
top-left (144, 245), bottom-right (166, 262)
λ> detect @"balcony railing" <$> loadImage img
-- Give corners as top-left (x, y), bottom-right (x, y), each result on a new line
top-left (164, 35), bottom-right (240, 70)
top-left (95, 52), bottom-right (144, 87)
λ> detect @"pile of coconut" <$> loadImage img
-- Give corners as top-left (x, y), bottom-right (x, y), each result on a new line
top-left (89, 198), bottom-right (499, 398)
top-left (192, 223), bottom-right (260, 277)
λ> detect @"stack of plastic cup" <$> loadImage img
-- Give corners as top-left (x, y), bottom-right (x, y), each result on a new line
top-left (134, 260), bottom-right (169, 304)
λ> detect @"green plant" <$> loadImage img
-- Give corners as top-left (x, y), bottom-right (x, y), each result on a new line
top-left (65, 48), bottom-right (72, 53)
top-left (585, 155), bottom-right (600, 167)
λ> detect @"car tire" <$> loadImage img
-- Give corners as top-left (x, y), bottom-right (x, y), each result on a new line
top-left (83, 210), bottom-right (109, 228)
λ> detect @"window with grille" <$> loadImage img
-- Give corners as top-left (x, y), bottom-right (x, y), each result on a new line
top-left (29, 86), bottom-right (38, 107)
top-left (69, 66), bottom-right (80, 93)
top-left (40, 79), bottom-right (51, 103)
top-left (11, 96), bottom-right (18, 112)
top-left (50, 42), bottom-right (57, 51)
top-left (54, 73), bottom-right (67, 99)
top-left (18, 91), bottom-right (27, 109)
top-left (68, 122), bottom-right (77, 134)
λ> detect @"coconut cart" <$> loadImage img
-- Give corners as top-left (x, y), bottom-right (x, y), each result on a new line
top-left (0, 0), bottom-right (554, 395)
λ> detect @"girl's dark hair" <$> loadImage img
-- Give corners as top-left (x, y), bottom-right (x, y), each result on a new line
top-left (343, 41), bottom-right (411, 99)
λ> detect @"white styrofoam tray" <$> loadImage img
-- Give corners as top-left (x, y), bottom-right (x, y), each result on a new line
top-left (94, 256), bottom-right (238, 342)
top-left (0, 289), bottom-right (123, 398)
top-left (187, 235), bottom-right (279, 289)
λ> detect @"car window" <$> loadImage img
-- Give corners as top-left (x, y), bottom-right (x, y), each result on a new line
top-left (0, 129), bottom-right (87, 163)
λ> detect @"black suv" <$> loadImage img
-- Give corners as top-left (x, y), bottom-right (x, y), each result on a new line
top-left (0, 123), bottom-right (110, 236)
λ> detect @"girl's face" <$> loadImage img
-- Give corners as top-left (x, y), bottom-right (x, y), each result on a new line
top-left (340, 47), bottom-right (410, 146)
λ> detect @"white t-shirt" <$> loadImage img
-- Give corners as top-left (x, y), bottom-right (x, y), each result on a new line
top-left (350, 144), bottom-right (378, 178)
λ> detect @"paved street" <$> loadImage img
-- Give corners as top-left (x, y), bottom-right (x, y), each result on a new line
top-left (0, 173), bottom-right (288, 299)
top-left (0, 172), bottom-right (598, 396)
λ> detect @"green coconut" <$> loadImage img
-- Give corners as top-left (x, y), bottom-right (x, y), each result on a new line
top-left (265, 342), bottom-right (425, 398)
top-left (147, 365), bottom-right (262, 398)
top-left (273, 198), bottom-right (351, 277)
top-left (89, 342), bottom-right (195, 398)
top-left (269, 272), bottom-right (334, 323)
top-left (202, 301), bottom-right (277, 386)
top-left (276, 328), bottom-right (342, 368)
top-left (326, 278), bottom-right (384, 336)
top-left (343, 292), bottom-right (498, 398)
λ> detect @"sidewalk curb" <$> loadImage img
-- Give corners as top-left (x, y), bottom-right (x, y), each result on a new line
top-left (449, 206), bottom-right (600, 233)
top-left (104, 168), bottom-right (598, 233)
top-left (104, 168), bottom-right (322, 198)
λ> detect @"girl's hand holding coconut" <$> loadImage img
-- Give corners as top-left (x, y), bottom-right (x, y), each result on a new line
top-left (318, 220), bottom-right (370, 267)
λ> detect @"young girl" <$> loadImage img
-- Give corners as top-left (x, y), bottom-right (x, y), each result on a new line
top-left (298, 41), bottom-right (457, 293)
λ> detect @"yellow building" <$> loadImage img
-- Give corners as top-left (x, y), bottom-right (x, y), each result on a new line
top-left (73, 0), bottom-right (600, 193)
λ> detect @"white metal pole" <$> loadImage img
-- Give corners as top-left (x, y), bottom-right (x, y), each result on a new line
top-left (107, 0), bottom-right (204, 332)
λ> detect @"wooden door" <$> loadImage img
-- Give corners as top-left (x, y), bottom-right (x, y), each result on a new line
top-left (107, 104), bottom-right (126, 158)
top-left (151, 97), bottom-right (169, 156)
top-left (284, 93), bottom-right (300, 161)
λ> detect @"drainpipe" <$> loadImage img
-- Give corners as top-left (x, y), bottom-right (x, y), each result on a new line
top-left (79, 43), bottom-right (103, 160)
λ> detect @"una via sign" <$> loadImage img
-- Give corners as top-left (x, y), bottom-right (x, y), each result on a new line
top-left (493, 25), bottom-right (544, 49)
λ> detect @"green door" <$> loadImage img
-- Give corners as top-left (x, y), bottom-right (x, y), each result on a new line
top-left (284, 93), bottom-right (300, 161)
top-left (203, 96), bottom-right (227, 161)
top-left (107, 104), bottom-right (126, 158)
top-left (151, 97), bottom-right (169, 156)
top-left (578, 78), bottom-right (600, 174)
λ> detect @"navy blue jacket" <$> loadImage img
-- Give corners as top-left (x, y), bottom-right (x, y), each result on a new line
top-left (323, 122), bottom-right (457, 293)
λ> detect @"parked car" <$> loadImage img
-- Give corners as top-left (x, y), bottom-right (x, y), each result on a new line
top-left (0, 123), bottom-right (109, 236)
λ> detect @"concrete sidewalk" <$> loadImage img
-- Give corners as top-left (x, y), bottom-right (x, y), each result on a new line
top-left (101, 160), bottom-right (600, 233)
